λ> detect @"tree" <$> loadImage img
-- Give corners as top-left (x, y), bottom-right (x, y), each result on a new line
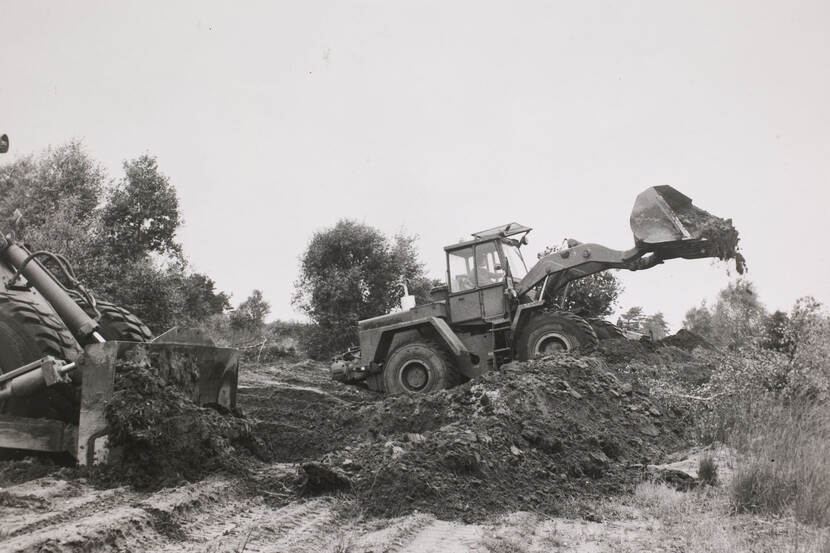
top-left (0, 141), bottom-right (105, 258)
top-left (642, 312), bottom-right (669, 340)
top-left (537, 245), bottom-right (623, 318)
top-left (683, 302), bottom-right (716, 343)
top-left (0, 141), bottom-right (105, 232)
top-left (293, 220), bottom-right (432, 357)
top-left (761, 310), bottom-right (793, 354)
top-left (618, 306), bottom-right (645, 332)
top-left (0, 142), bottom-right (231, 334)
top-left (711, 280), bottom-right (766, 349)
top-left (100, 155), bottom-right (182, 262)
top-left (555, 272), bottom-right (623, 318)
top-left (179, 273), bottom-right (232, 322)
top-left (681, 279), bottom-right (766, 349)
top-left (391, 233), bottom-right (441, 305)
top-left (230, 290), bottom-right (271, 331)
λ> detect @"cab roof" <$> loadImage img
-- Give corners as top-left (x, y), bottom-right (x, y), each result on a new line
top-left (444, 222), bottom-right (533, 252)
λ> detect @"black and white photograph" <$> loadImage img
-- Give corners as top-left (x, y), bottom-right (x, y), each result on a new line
top-left (1, 2), bottom-right (828, 551)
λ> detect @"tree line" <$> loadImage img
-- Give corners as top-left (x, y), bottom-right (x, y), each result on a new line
top-left (0, 141), bottom-right (267, 335)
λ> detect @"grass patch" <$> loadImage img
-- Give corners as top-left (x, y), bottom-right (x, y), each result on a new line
top-left (729, 401), bottom-right (830, 527)
top-left (611, 481), bottom-right (830, 552)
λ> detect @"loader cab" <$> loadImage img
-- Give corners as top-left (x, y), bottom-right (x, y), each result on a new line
top-left (444, 223), bottom-right (531, 324)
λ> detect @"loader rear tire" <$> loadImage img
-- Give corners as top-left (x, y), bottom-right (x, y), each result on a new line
top-left (516, 310), bottom-right (598, 359)
top-left (0, 292), bottom-right (82, 422)
top-left (383, 339), bottom-right (457, 394)
top-left (76, 300), bottom-right (153, 342)
top-left (588, 319), bottom-right (625, 340)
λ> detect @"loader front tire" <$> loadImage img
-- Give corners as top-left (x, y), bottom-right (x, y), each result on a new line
top-left (383, 340), bottom-right (456, 394)
top-left (516, 310), bottom-right (598, 359)
top-left (0, 292), bottom-right (82, 422)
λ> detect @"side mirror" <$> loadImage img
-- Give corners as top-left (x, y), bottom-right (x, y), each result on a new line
top-left (0, 134), bottom-right (8, 154)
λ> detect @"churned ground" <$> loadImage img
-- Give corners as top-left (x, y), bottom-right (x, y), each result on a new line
top-left (0, 347), bottom-right (827, 552)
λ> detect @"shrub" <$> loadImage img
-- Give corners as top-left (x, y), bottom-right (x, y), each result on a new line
top-left (698, 456), bottom-right (719, 486)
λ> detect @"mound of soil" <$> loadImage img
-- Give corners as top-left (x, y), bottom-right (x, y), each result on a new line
top-left (90, 349), bottom-right (269, 490)
top-left (301, 355), bottom-right (691, 521)
top-left (597, 338), bottom-right (714, 386)
top-left (660, 329), bottom-right (716, 352)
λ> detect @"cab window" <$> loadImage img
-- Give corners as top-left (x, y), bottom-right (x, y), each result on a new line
top-left (475, 241), bottom-right (504, 286)
top-left (448, 247), bottom-right (474, 292)
top-left (501, 242), bottom-right (528, 280)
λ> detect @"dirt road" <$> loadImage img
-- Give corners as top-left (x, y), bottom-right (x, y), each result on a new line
top-left (0, 470), bottom-right (670, 553)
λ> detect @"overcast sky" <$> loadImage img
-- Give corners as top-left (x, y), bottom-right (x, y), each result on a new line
top-left (2, 1), bottom-right (828, 330)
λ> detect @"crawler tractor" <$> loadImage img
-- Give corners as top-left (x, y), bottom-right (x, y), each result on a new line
top-left (332, 186), bottom-right (741, 393)
top-left (0, 134), bottom-right (239, 464)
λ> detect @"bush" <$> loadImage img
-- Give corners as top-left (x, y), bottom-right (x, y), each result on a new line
top-left (698, 456), bottom-right (719, 486)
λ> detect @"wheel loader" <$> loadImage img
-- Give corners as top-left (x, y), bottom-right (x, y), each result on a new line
top-left (0, 134), bottom-right (239, 465)
top-left (332, 185), bottom-right (743, 394)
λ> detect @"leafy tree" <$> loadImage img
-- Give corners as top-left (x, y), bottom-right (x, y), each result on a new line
top-left (391, 233), bottom-right (441, 305)
top-left (761, 310), bottom-right (793, 354)
top-left (554, 272), bottom-right (623, 318)
top-left (179, 273), bottom-right (231, 322)
top-left (711, 280), bottom-right (766, 349)
top-left (101, 155), bottom-right (182, 261)
top-left (642, 312), bottom-right (669, 339)
top-left (293, 220), bottom-right (432, 357)
top-left (0, 141), bottom-right (105, 232)
top-left (683, 302), bottom-right (716, 342)
top-left (537, 245), bottom-right (623, 318)
top-left (230, 290), bottom-right (271, 331)
top-left (618, 306), bottom-right (645, 332)
top-left (682, 279), bottom-right (766, 349)
top-left (0, 142), bottom-right (230, 334)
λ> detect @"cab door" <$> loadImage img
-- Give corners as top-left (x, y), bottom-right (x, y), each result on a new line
top-left (447, 246), bottom-right (481, 323)
top-left (475, 241), bottom-right (507, 321)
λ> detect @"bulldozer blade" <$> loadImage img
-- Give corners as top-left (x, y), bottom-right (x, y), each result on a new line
top-left (0, 341), bottom-right (240, 464)
top-left (630, 185), bottom-right (744, 271)
top-left (76, 341), bottom-right (239, 466)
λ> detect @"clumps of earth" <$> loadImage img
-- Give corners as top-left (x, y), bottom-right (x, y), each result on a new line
top-left (300, 354), bottom-right (691, 521)
top-left (76, 332), bottom-right (712, 521)
top-left (675, 201), bottom-right (747, 274)
top-left (89, 349), bottom-right (269, 490)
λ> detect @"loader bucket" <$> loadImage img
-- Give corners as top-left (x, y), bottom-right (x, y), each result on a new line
top-left (630, 185), bottom-right (745, 272)
top-left (0, 341), bottom-right (239, 466)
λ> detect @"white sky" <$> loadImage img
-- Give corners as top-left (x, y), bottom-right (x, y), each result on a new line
top-left (2, 1), bottom-right (828, 330)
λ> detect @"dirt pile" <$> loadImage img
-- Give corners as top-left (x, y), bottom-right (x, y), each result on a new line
top-left (90, 349), bottom-right (269, 490)
top-left (597, 338), bottom-right (714, 386)
top-left (303, 355), bottom-right (690, 521)
top-left (660, 329), bottom-right (717, 352)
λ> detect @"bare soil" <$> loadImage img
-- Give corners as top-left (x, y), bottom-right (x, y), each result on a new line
top-left (0, 344), bottom-right (773, 552)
